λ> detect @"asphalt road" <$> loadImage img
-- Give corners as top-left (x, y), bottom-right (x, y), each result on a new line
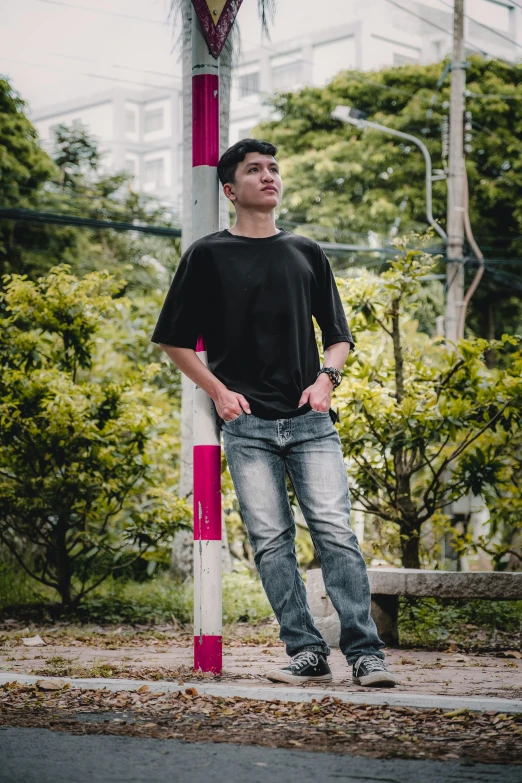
top-left (1, 728), bottom-right (521, 783)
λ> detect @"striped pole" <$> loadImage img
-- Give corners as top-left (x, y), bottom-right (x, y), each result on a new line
top-left (192, 10), bottom-right (222, 674)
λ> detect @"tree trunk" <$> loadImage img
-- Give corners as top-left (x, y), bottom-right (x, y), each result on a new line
top-left (484, 298), bottom-right (497, 369)
top-left (391, 297), bottom-right (404, 403)
top-left (400, 524), bottom-right (421, 569)
top-left (55, 521), bottom-right (73, 607)
top-left (391, 298), bottom-right (421, 568)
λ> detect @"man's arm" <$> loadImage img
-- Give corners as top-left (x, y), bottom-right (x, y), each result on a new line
top-left (298, 340), bottom-right (351, 411)
top-left (160, 345), bottom-right (251, 419)
top-left (324, 340), bottom-right (351, 373)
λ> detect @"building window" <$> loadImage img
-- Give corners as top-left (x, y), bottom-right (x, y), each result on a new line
top-left (125, 158), bottom-right (137, 178)
top-left (144, 157), bottom-right (164, 188)
top-left (237, 127), bottom-right (253, 141)
top-left (393, 53), bottom-right (418, 66)
top-left (272, 61), bottom-right (303, 90)
top-left (238, 71), bottom-right (260, 98)
top-left (126, 111), bottom-right (136, 133)
top-left (144, 108), bottom-right (164, 134)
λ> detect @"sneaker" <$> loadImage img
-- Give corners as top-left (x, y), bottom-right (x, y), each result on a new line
top-left (266, 650), bottom-right (333, 685)
top-left (352, 655), bottom-right (398, 687)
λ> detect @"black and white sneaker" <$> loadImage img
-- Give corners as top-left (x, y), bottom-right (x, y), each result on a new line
top-left (352, 655), bottom-right (398, 687)
top-left (266, 650), bottom-right (333, 685)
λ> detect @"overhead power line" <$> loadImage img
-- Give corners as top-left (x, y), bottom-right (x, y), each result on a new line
top-left (3, 207), bottom-right (522, 282)
top-left (0, 207), bottom-right (181, 237)
top-left (437, 0), bottom-right (522, 51)
top-left (0, 56), bottom-right (180, 94)
top-left (383, 0), bottom-right (515, 65)
top-left (52, 52), bottom-right (182, 82)
top-left (36, 0), bottom-right (172, 26)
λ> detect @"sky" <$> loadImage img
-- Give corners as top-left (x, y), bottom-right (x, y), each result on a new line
top-left (0, 0), bottom-right (360, 114)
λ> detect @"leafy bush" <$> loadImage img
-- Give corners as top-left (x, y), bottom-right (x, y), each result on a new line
top-left (399, 596), bottom-right (522, 648)
top-left (77, 569), bottom-right (272, 626)
top-left (0, 265), bottom-right (191, 608)
top-left (334, 244), bottom-right (522, 567)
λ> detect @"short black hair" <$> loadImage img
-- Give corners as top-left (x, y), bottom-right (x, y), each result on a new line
top-left (217, 138), bottom-right (278, 186)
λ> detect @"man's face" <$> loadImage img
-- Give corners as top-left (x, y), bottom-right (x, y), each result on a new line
top-left (223, 152), bottom-right (283, 210)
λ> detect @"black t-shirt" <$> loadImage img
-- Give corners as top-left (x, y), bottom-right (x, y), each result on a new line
top-left (150, 228), bottom-right (354, 421)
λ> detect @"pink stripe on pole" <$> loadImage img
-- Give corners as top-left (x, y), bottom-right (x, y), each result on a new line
top-left (195, 333), bottom-right (206, 352)
top-left (194, 635), bottom-right (222, 673)
top-left (193, 445), bottom-right (221, 540)
top-left (192, 74), bottom-right (219, 167)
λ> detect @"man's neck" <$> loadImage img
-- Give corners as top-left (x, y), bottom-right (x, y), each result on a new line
top-left (228, 211), bottom-right (279, 239)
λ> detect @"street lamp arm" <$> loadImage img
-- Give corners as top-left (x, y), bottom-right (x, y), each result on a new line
top-left (331, 106), bottom-right (447, 243)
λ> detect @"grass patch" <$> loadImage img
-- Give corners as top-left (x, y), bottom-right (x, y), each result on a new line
top-left (1, 565), bottom-right (274, 628)
top-left (399, 596), bottom-right (522, 650)
top-left (0, 548), bottom-right (50, 612)
top-left (79, 569), bottom-right (272, 626)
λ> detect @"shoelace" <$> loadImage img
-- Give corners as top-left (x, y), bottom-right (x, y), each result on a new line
top-left (290, 650), bottom-right (320, 670)
top-left (355, 655), bottom-right (387, 674)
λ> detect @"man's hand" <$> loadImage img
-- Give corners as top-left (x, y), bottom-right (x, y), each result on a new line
top-left (298, 373), bottom-right (334, 411)
top-left (215, 388), bottom-right (251, 421)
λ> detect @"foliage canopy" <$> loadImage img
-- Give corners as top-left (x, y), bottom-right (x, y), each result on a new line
top-left (0, 265), bottom-right (190, 607)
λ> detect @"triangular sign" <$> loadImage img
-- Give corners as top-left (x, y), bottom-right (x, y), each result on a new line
top-left (191, 0), bottom-right (243, 59)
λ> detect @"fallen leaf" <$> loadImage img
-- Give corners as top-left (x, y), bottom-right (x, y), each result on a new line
top-left (36, 679), bottom-right (66, 691)
top-left (137, 685), bottom-right (150, 694)
top-left (443, 708), bottom-right (468, 718)
top-left (22, 635), bottom-right (46, 647)
top-left (501, 650), bottom-right (522, 659)
top-left (445, 643), bottom-right (459, 653)
top-left (185, 687), bottom-right (198, 696)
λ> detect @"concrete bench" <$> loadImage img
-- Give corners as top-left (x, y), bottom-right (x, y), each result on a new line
top-left (306, 568), bottom-right (522, 648)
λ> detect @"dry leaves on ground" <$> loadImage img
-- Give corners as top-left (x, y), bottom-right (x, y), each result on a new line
top-left (1, 682), bottom-right (521, 765)
top-left (31, 662), bottom-right (260, 683)
top-left (0, 620), bottom-right (282, 651)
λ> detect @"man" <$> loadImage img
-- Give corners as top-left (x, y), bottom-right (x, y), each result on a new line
top-left (151, 138), bottom-right (397, 687)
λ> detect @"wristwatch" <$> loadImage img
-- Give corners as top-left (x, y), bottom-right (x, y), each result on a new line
top-left (317, 366), bottom-right (342, 389)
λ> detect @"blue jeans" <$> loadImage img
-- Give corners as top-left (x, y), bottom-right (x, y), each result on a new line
top-left (220, 408), bottom-right (385, 665)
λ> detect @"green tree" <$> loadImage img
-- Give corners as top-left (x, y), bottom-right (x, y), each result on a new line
top-left (0, 78), bottom-right (181, 285)
top-left (332, 242), bottom-right (522, 568)
top-left (0, 264), bottom-right (190, 608)
top-left (0, 78), bottom-right (60, 277)
top-left (255, 56), bottom-right (522, 336)
top-left (53, 120), bottom-right (101, 188)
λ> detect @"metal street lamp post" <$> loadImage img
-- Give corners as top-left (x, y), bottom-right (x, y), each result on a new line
top-left (331, 105), bottom-right (447, 244)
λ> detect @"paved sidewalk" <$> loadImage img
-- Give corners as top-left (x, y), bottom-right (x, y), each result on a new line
top-left (1, 640), bottom-right (521, 706)
top-left (2, 671), bottom-right (522, 713)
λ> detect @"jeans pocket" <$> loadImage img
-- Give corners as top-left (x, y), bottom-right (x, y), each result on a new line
top-left (222, 409), bottom-right (246, 424)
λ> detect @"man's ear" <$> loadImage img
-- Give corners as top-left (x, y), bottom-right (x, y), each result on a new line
top-left (223, 183), bottom-right (236, 202)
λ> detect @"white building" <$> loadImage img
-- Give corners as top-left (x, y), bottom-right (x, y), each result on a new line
top-left (31, 1), bottom-right (521, 217)
top-left (33, 87), bottom-right (182, 212)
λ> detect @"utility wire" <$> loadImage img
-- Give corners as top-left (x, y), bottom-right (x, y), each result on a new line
top-left (52, 52), bottom-right (182, 82)
top-left (466, 90), bottom-right (522, 101)
top-left (0, 207), bottom-right (181, 237)
top-left (0, 55), bottom-right (268, 113)
top-left (383, 0), bottom-right (515, 64)
top-left (4, 206), bottom-right (522, 280)
top-left (0, 56), bottom-right (180, 94)
top-left (36, 0), bottom-right (172, 26)
top-left (437, 0), bottom-right (522, 51)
